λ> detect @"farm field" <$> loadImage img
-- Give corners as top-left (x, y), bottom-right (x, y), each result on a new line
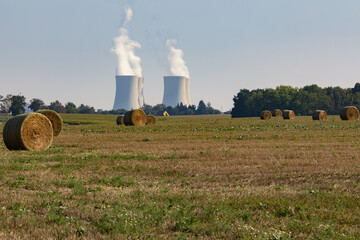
top-left (0, 113), bottom-right (359, 239)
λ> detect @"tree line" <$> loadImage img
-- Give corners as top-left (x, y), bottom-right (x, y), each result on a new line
top-left (0, 94), bottom-right (221, 116)
top-left (231, 83), bottom-right (360, 117)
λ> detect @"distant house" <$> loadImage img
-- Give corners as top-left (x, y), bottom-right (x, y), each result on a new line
top-left (156, 110), bottom-right (170, 116)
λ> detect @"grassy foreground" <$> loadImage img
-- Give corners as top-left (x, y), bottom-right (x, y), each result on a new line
top-left (0, 114), bottom-right (359, 239)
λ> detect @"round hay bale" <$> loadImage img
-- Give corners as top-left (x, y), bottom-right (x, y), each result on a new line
top-left (124, 109), bottom-right (147, 126)
top-left (340, 106), bottom-right (359, 120)
top-left (3, 113), bottom-right (53, 151)
top-left (272, 109), bottom-right (282, 117)
top-left (312, 110), bottom-right (327, 120)
top-left (283, 110), bottom-right (295, 120)
top-left (116, 115), bottom-right (124, 125)
top-left (146, 115), bottom-right (156, 125)
top-left (260, 110), bottom-right (272, 120)
top-left (37, 109), bottom-right (63, 136)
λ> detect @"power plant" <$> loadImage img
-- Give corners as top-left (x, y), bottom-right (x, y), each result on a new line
top-left (111, 9), bottom-right (191, 110)
top-left (113, 75), bottom-right (144, 110)
top-left (162, 76), bottom-right (191, 107)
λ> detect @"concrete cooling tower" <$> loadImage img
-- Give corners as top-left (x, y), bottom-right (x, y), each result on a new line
top-left (186, 78), bottom-right (191, 106)
top-left (113, 75), bottom-right (140, 110)
top-left (138, 77), bottom-right (144, 107)
top-left (162, 76), bottom-right (191, 107)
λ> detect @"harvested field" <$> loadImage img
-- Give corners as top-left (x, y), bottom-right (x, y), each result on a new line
top-left (0, 114), bottom-right (359, 239)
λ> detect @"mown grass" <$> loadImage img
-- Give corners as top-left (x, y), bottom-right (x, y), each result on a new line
top-left (0, 114), bottom-right (359, 239)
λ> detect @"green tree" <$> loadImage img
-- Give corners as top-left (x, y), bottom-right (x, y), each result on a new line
top-left (9, 95), bottom-right (26, 116)
top-left (231, 89), bottom-right (251, 117)
top-left (29, 98), bottom-right (44, 112)
top-left (165, 106), bottom-right (175, 115)
top-left (65, 102), bottom-right (77, 113)
top-left (109, 109), bottom-right (127, 115)
top-left (151, 104), bottom-right (166, 115)
top-left (78, 104), bottom-right (95, 114)
top-left (196, 100), bottom-right (208, 114)
top-left (49, 100), bottom-right (66, 113)
top-left (0, 94), bottom-right (12, 114)
top-left (141, 104), bottom-right (153, 115)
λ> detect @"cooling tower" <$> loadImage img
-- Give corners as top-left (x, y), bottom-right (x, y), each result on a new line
top-left (138, 77), bottom-right (144, 107)
top-left (113, 75), bottom-right (140, 110)
top-left (186, 78), bottom-right (191, 106)
top-left (162, 76), bottom-right (189, 107)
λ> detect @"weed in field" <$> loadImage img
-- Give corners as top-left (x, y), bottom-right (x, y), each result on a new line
top-left (102, 175), bottom-right (136, 188)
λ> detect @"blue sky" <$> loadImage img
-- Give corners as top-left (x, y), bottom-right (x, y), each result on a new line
top-left (1, 0), bottom-right (360, 111)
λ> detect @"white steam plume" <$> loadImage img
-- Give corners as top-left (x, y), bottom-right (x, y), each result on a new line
top-left (166, 39), bottom-right (189, 78)
top-left (111, 8), bottom-right (142, 77)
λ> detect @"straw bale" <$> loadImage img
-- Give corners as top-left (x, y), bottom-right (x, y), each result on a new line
top-left (312, 110), bottom-right (327, 120)
top-left (37, 109), bottom-right (63, 136)
top-left (116, 115), bottom-right (124, 125)
top-left (124, 109), bottom-right (147, 126)
top-left (3, 113), bottom-right (53, 151)
top-left (283, 110), bottom-right (295, 120)
top-left (340, 106), bottom-right (359, 120)
top-left (146, 115), bottom-right (156, 125)
top-left (260, 110), bottom-right (272, 120)
top-left (272, 109), bottom-right (282, 117)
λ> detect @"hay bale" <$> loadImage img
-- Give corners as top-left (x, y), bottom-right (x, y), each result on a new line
top-left (3, 113), bottom-right (53, 151)
top-left (124, 109), bottom-right (147, 126)
top-left (37, 109), bottom-right (63, 136)
top-left (340, 106), bottom-right (359, 120)
top-left (283, 110), bottom-right (295, 120)
top-left (272, 109), bottom-right (282, 117)
top-left (312, 110), bottom-right (327, 120)
top-left (116, 115), bottom-right (124, 125)
top-left (146, 115), bottom-right (156, 125)
top-left (260, 110), bottom-right (272, 120)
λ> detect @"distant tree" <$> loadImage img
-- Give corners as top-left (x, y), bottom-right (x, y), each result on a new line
top-left (141, 104), bottom-right (153, 115)
top-left (49, 100), bottom-right (65, 113)
top-left (151, 104), bottom-right (166, 115)
top-left (9, 95), bottom-right (26, 116)
top-left (231, 82), bottom-right (360, 117)
top-left (0, 94), bottom-right (12, 114)
top-left (165, 106), bottom-right (174, 115)
top-left (206, 102), bottom-right (221, 114)
top-left (29, 98), bottom-right (45, 112)
top-left (352, 83), bottom-right (360, 94)
top-left (231, 89), bottom-right (251, 117)
top-left (196, 100), bottom-right (208, 115)
top-left (174, 103), bottom-right (188, 115)
top-left (78, 104), bottom-right (95, 114)
top-left (188, 104), bottom-right (196, 113)
top-left (108, 109), bottom-right (127, 115)
top-left (65, 102), bottom-right (77, 113)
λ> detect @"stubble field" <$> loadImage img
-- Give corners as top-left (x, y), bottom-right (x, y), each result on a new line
top-left (0, 114), bottom-right (359, 239)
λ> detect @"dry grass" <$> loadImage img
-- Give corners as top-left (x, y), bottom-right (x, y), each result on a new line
top-left (0, 114), bottom-right (359, 239)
